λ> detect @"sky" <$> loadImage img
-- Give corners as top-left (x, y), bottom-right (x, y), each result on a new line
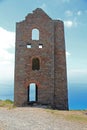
top-left (0, 0), bottom-right (87, 86)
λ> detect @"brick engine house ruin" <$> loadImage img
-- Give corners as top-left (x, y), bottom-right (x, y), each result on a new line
top-left (14, 8), bottom-right (68, 110)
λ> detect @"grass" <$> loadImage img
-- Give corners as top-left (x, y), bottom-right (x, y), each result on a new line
top-left (46, 109), bottom-right (87, 123)
top-left (0, 99), bottom-right (15, 109)
top-left (65, 114), bottom-right (87, 123)
top-left (0, 100), bottom-right (87, 123)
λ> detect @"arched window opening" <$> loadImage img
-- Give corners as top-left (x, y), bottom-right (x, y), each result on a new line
top-left (32, 28), bottom-right (39, 40)
top-left (27, 83), bottom-right (38, 102)
top-left (32, 58), bottom-right (40, 70)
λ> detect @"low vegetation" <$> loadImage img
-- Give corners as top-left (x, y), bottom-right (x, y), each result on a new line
top-left (0, 99), bottom-right (14, 109)
top-left (66, 113), bottom-right (87, 123)
top-left (46, 109), bottom-right (87, 123)
top-left (0, 100), bottom-right (87, 123)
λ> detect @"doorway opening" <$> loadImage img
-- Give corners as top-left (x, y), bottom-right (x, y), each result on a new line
top-left (27, 83), bottom-right (38, 103)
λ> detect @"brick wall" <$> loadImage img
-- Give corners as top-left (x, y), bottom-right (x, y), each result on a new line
top-left (14, 8), bottom-right (68, 110)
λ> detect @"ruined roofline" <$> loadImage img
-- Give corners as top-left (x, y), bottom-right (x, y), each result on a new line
top-left (16, 8), bottom-right (52, 24)
top-left (16, 8), bottom-right (63, 25)
top-left (32, 8), bottom-right (52, 19)
top-left (25, 8), bottom-right (52, 20)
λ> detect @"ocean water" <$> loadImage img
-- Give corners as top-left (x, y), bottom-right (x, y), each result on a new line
top-left (0, 84), bottom-right (14, 101)
top-left (0, 83), bottom-right (87, 110)
top-left (68, 83), bottom-right (87, 110)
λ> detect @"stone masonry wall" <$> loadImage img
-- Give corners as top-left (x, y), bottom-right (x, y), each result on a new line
top-left (54, 21), bottom-right (68, 109)
top-left (14, 8), bottom-right (68, 110)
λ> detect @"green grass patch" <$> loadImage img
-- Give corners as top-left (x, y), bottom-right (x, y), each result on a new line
top-left (0, 99), bottom-right (15, 109)
top-left (46, 109), bottom-right (87, 123)
top-left (66, 114), bottom-right (87, 123)
top-left (4, 99), bottom-right (13, 104)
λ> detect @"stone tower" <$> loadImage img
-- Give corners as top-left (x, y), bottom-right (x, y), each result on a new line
top-left (14, 8), bottom-right (68, 110)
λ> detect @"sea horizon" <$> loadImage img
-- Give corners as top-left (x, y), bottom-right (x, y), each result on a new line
top-left (0, 83), bottom-right (87, 110)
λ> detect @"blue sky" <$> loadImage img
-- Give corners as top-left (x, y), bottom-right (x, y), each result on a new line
top-left (0, 0), bottom-right (87, 85)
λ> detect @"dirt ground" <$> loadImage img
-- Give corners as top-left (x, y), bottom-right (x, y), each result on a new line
top-left (0, 106), bottom-right (87, 130)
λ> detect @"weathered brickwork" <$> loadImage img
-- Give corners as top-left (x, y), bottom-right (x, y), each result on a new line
top-left (14, 8), bottom-right (68, 110)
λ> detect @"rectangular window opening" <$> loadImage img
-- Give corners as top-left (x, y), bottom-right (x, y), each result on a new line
top-left (27, 44), bottom-right (31, 48)
top-left (39, 44), bottom-right (43, 48)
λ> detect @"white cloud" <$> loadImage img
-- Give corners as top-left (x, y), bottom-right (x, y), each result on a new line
top-left (0, 27), bottom-right (15, 49)
top-left (67, 69), bottom-right (87, 83)
top-left (65, 10), bottom-right (83, 17)
top-left (69, 69), bottom-right (87, 74)
top-left (65, 10), bottom-right (73, 17)
top-left (0, 27), bottom-right (15, 62)
top-left (64, 21), bottom-right (73, 28)
top-left (66, 51), bottom-right (71, 56)
top-left (64, 20), bottom-right (78, 28)
top-left (0, 27), bottom-right (15, 83)
top-left (77, 11), bottom-right (82, 16)
top-left (0, 61), bottom-right (14, 83)
top-left (0, 48), bottom-right (14, 62)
